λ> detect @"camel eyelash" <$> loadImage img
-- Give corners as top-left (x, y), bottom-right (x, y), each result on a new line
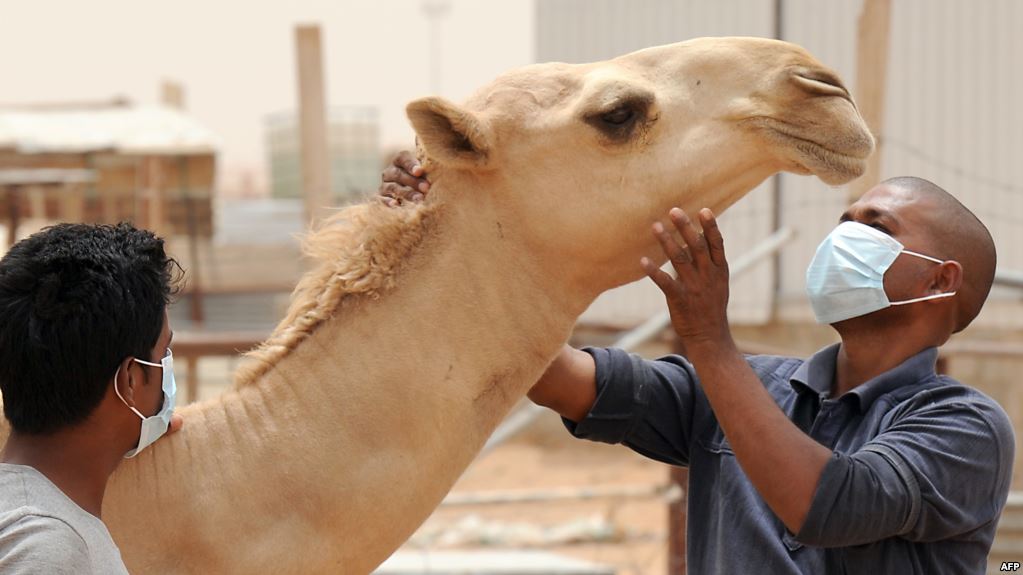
top-left (585, 96), bottom-right (654, 141)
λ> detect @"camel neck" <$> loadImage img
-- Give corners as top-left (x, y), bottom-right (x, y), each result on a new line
top-left (102, 192), bottom-right (585, 573)
top-left (261, 193), bottom-right (581, 424)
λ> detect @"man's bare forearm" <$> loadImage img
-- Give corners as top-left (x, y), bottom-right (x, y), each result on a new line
top-left (527, 344), bottom-right (597, 422)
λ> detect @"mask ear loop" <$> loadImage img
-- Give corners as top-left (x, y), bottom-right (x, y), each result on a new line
top-left (902, 249), bottom-right (945, 265)
top-left (136, 349), bottom-right (172, 370)
top-left (890, 250), bottom-right (957, 305)
top-left (112, 365), bottom-right (146, 420)
top-left (889, 291), bottom-right (957, 306)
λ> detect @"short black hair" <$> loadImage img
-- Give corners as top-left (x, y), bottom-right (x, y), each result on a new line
top-left (0, 223), bottom-right (181, 434)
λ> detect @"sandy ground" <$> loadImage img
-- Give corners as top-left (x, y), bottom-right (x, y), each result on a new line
top-left (419, 434), bottom-right (673, 575)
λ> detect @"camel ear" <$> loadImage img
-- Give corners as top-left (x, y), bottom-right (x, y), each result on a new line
top-left (406, 97), bottom-right (491, 169)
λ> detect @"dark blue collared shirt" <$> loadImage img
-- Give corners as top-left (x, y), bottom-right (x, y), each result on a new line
top-left (565, 344), bottom-right (1014, 574)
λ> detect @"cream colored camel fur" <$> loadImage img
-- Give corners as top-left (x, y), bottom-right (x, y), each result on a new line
top-left (7, 38), bottom-right (873, 573)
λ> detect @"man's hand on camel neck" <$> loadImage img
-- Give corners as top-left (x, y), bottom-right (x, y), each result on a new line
top-left (380, 151), bottom-right (430, 206)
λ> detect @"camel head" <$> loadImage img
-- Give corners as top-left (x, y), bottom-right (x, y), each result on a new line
top-left (406, 37), bottom-right (874, 299)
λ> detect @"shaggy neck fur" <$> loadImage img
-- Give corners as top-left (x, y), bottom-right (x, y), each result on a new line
top-left (234, 201), bottom-right (443, 388)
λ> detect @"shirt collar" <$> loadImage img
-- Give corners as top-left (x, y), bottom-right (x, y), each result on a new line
top-left (789, 343), bottom-right (839, 398)
top-left (789, 344), bottom-right (939, 411)
top-left (845, 346), bottom-right (939, 410)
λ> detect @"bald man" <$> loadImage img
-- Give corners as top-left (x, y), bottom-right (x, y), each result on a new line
top-left (381, 164), bottom-right (1013, 574)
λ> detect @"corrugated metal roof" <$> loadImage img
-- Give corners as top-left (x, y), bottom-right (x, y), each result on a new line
top-left (0, 105), bottom-right (218, 155)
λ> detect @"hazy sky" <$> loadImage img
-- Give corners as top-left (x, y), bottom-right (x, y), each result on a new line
top-left (0, 0), bottom-right (534, 187)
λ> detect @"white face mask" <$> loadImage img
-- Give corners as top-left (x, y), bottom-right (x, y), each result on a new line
top-left (113, 349), bottom-right (176, 458)
top-left (806, 221), bottom-right (957, 325)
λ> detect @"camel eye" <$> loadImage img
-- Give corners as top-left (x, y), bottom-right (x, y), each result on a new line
top-left (585, 97), bottom-right (651, 142)
top-left (602, 107), bottom-right (635, 126)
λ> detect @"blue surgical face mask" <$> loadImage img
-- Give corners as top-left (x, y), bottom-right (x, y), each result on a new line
top-left (806, 221), bottom-right (957, 325)
top-left (114, 349), bottom-right (176, 458)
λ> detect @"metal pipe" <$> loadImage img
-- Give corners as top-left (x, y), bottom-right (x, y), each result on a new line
top-left (421, 1), bottom-right (451, 95)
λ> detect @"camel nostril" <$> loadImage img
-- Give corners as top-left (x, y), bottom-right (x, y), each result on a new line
top-left (793, 69), bottom-right (852, 103)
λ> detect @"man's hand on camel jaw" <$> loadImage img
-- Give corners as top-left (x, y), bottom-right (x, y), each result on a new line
top-left (641, 207), bottom-right (734, 349)
top-left (379, 150), bottom-right (431, 206)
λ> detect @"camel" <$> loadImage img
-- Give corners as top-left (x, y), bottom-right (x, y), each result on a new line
top-left (5, 38), bottom-right (873, 573)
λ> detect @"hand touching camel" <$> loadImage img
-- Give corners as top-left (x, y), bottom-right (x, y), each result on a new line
top-left (379, 151), bottom-right (430, 205)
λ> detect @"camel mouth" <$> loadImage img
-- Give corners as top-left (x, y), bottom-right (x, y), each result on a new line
top-left (763, 124), bottom-right (874, 185)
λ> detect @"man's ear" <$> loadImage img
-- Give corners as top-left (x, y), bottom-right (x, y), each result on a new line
top-left (406, 97), bottom-right (491, 169)
top-left (114, 359), bottom-right (137, 407)
top-left (932, 260), bottom-right (964, 294)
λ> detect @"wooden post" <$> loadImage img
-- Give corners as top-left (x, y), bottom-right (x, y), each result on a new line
top-left (179, 157), bottom-right (205, 328)
top-left (63, 183), bottom-right (86, 222)
top-left (146, 156), bottom-right (165, 235)
top-left (101, 180), bottom-right (119, 225)
top-left (668, 465), bottom-right (689, 573)
top-left (5, 185), bottom-right (21, 248)
top-left (848, 0), bottom-right (892, 204)
top-left (161, 80), bottom-right (185, 110)
top-left (27, 185), bottom-right (46, 220)
top-left (294, 24), bottom-right (331, 225)
top-left (186, 356), bottom-right (200, 403)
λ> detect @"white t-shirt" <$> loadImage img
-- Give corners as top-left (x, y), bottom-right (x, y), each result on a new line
top-left (0, 463), bottom-right (129, 574)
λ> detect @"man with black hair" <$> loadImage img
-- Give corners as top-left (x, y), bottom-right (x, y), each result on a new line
top-left (383, 157), bottom-right (1015, 573)
top-left (0, 223), bottom-right (184, 573)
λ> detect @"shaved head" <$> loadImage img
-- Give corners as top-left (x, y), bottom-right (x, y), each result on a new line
top-left (882, 176), bottom-right (996, 332)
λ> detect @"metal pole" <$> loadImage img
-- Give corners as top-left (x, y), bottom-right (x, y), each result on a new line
top-left (769, 0), bottom-right (785, 322)
top-left (422, 1), bottom-right (451, 95)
